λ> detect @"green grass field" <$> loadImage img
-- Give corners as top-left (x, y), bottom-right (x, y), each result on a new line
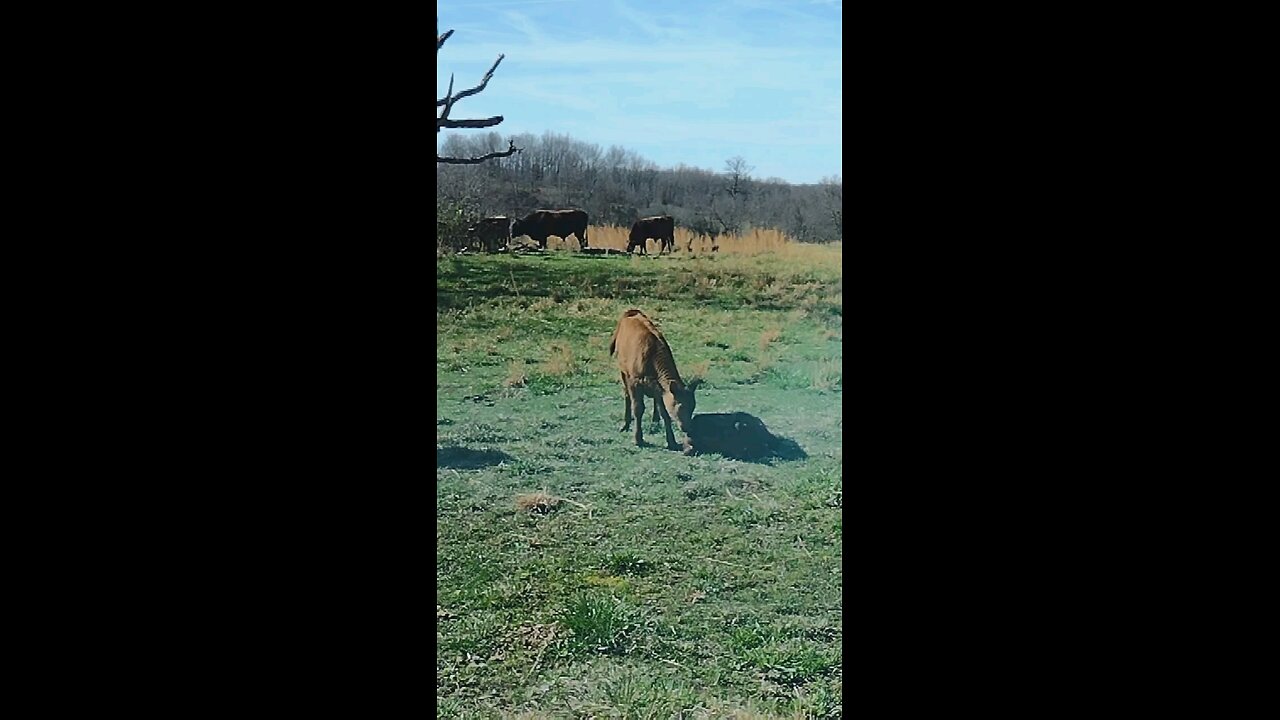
top-left (437, 247), bottom-right (842, 718)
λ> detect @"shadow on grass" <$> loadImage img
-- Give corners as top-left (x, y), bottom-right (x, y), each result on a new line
top-left (437, 446), bottom-right (515, 469)
top-left (685, 412), bottom-right (808, 464)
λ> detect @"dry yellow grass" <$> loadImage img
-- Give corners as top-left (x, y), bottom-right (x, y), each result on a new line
top-left (514, 492), bottom-right (561, 514)
top-left (686, 359), bottom-right (712, 382)
top-left (583, 225), bottom-right (821, 256)
top-left (503, 360), bottom-right (528, 388)
top-left (812, 356), bottom-right (842, 391)
top-left (542, 235), bottom-right (583, 252)
top-left (759, 326), bottom-right (782, 351)
top-left (540, 342), bottom-right (576, 375)
top-left (528, 297), bottom-right (558, 313)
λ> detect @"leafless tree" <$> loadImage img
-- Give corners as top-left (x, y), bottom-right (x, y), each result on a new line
top-left (707, 156), bottom-right (755, 236)
top-left (437, 19), bottom-right (521, 164)
top-left (820, 175), bottom-right (842, 238)
top-left (723, 156), bottom-right (755, 200)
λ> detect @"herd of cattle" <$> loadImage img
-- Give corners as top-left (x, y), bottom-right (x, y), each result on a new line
top-left (466, 209), bottom-right (683, 255)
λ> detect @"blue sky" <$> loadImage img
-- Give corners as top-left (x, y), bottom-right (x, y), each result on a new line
top-left (437, 0), bottom-right (842, 186)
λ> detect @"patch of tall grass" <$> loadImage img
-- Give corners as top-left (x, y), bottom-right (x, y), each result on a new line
top-left (582, 225), bottom-right (833, 257)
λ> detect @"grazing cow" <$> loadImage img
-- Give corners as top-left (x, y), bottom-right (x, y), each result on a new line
top-left (608, 308), bottom-right (701, 452)
top-left (511, 209), bottom-right (589, 250)
top-left (702, 229), bottom-right (721, 253)
top-left (685, 218), bottom-right (721, 253)
top-left (466, 216), bottom-right (511, 253)
top-left (627, 215), bottom-right (675, 255)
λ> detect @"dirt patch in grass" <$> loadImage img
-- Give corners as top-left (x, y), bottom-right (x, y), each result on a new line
top-left (504, 360), bottom-right (528, 387)
top-left (515, 492), bottom-right (562, 514)
top-left (759, 327), bottom-right (782, 351)
top-left (541, 342), bottom-right (577, 376)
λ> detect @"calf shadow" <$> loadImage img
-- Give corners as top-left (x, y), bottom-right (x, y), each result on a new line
top-left (685, 412), bottom-right (808, 464)
top-left (437, 446), bottom-right (515, 469)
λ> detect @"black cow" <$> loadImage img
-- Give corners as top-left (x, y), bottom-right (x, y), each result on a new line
top-left (686, 217), bottom-right (721, 253)
top-left (627, 215), bottom-right (675, 255)
top-left (511, 209), bottom-right (589, 250)
top-left (466, 216), bottom-right (511, 253)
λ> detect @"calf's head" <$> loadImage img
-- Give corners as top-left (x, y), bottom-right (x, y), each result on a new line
top-left (664, 378), bottom-right (703, 431)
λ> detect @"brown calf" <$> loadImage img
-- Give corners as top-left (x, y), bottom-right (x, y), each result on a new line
top-left (608, 309), bottom-right (701, 451)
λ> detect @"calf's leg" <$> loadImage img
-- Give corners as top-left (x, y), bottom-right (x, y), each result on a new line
top-left (620, 374), bottom-right (633, 432)
top-left (631, 390), bottom-right (647, 446)
top-left (656, 398), bottom-right (680, 451)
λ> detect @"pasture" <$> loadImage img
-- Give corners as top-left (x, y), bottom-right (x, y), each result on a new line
top-left (436, 237), bottom-right (842, 718)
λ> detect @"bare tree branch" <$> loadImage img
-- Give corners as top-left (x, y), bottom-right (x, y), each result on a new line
top-left (439, 115), bottom-right (505, 130)
top-left (436, 22), bottom-right (521, 162)
top-left (450, 54), bottom-right (504, 106)
top-left (438, 74), bottom-right (454, 110)
top-left (438, 56), bottom-right (504, 124)
top-left (438, 140), bottom-right (522, 165)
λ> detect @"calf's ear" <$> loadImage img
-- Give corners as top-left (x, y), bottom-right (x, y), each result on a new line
top-left (687, 378), bottom-right (703, 392)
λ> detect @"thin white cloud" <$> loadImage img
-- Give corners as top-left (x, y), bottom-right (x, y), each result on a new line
top-left (722, 0), bottom-right (839, 27)
top-left (500, 10), bottom-right (548, 45)
top-left (611, 0), bottom-right (692, 41)
top-left (459, 0), bottom-right (584, 7)
top-left (501, 84), bottom-right (601, 113)
top-left (443, 37), bottom-right (819, 67)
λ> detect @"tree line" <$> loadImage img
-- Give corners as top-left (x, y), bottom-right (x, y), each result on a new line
top-left (437, 20), bottom-right (839, 252)
top-left (436, 131), bottom-right (842, 250)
